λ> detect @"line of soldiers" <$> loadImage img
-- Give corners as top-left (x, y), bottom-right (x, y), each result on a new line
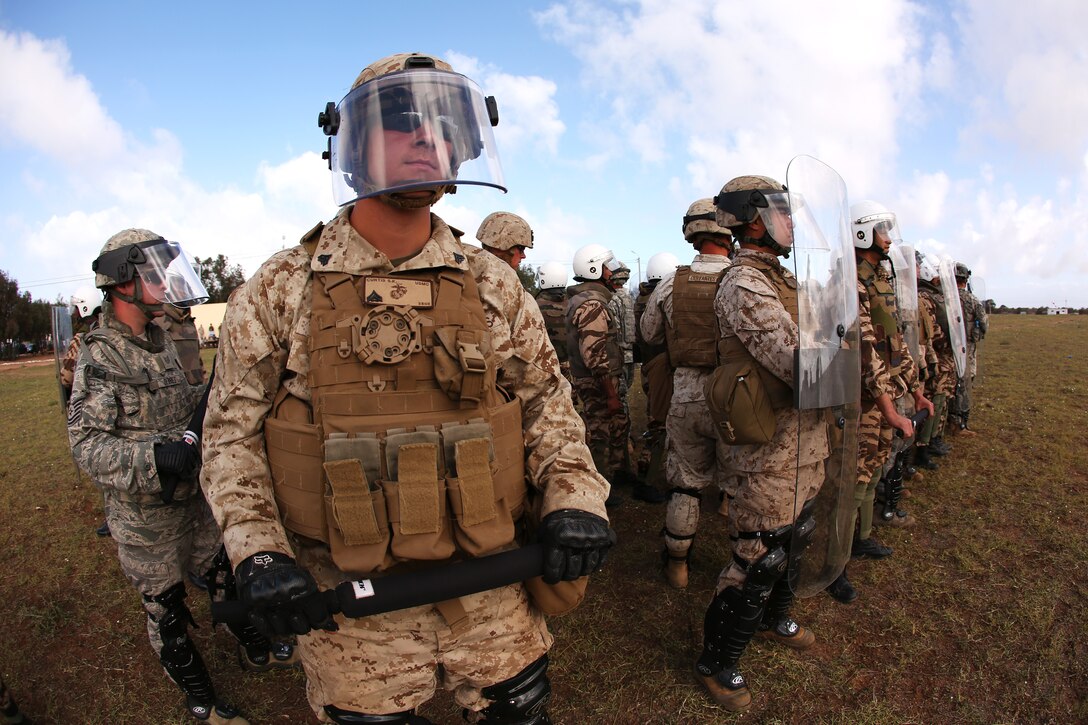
top-left (47, 51), bottom-right (990, 723)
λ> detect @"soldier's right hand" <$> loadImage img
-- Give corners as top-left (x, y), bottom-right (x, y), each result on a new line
top-left (153, 440), bottom-right (200, 477)
top-left (235, 552), bottom-right (338, 636)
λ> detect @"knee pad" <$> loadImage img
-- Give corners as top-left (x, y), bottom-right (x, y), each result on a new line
top-left (733, 545), bottom-right (789, 595)
top-left (323, 706), bottom-right (433, 724)
top-left (476, 655), bottom-right (551, 725)
top-left (145, 582), bottom-right (197, 643)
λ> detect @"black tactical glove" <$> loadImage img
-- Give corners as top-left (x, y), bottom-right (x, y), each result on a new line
top-left (153, 440), bottom-right (200, 504)
top-left (154, 439), bottom-right (200, 476)
top-left (539, 510), bottom-right (616, 585)
top-left (235, 552), bottom-right (338, 636)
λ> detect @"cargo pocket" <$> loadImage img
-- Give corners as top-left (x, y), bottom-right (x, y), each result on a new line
top-left (323, 433), bottom-right (391, 574)
top-left (382, 428), bottom-right (455, 561)
top-left (443, 420), bottom-right (515, 556)
top-left (266, 416), bottom-right (327, 543)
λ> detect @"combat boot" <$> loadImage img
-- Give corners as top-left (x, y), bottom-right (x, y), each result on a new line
top-left (695, 665), bottom-right (751, 712)
top-left (187, 696), bottom-right (249, 725)
top-left (957, 425), bottom-right (977, 437)
top-left (757, 618), bottom-right (815, 650)
top-left (95, 520), bottom-right (111, 537)
top-left (237, 639), bottom-right (299, 672)
top-left (826, 570), bottom-right (858, 604)
top-left (852, 536), bottom-right (893, 559)
top-left (930, 437), bottom-right (952, 456)
top-left (661, 546), bottom-right (690, 590)
top-left (915, 445), bottom-right (939, 470)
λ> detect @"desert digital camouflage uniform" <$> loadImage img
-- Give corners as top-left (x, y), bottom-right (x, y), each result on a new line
top-left (154, 304), bottom-right (206, 386)
top-left (567, 276), bottom-right (628, 482)
top-left (201, 207), bottom-right (608, 717)
top-left (534, 286), bottom-right (572, 385)
top-left (713, 250), bottom-right (829, 593)
top-left (641, 253), bottom-right (732, 564)
top-left (634, 279), bottom-right (670, 486)
top-left (67, 311), bottom-right (218, 652)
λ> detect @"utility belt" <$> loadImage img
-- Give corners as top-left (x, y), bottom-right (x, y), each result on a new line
top-left (266, 386), bottom-right (526, 576)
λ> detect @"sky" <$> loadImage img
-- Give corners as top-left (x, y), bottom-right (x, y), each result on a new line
top-left (1, 0), bottom-right (1086, 309)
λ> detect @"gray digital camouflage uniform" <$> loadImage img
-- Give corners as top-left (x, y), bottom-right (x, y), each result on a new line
top-left (67, 312), bottom-right (217, 652)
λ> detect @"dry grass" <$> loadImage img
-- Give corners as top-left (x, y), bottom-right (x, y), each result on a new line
top-left (1, 320), bottom-right (1086, 723)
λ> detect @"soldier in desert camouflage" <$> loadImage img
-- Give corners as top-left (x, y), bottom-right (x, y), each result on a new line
top-left (640, 198), bottom-right (734, 589)
top-left (695, 175), bottom-right (835, 711)
top-left (476, 210), bottom-right (533, 273)
top-left (200, 53), bottom-right (612, 724)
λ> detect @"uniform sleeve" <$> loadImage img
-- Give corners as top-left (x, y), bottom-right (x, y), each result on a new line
top-left (638, 276), bottom-right (671, 346)
top-left (857, 283), bottom-right (892, 400)
top-left (486, 267), bottom-right (610, 520)
top-left (67, 346), bottom-right (160, 496)
top-left (719, 268), bottom-right (796, 384)
top-left (200, 252), bottom-right (305, 564)
top-left (571, 298), bottom-right (613, 378)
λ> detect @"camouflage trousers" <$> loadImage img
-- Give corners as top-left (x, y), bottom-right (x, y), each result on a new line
top-left (717, 461), bottom-right (824, 592)
top-left (883, 394), bottom-right (917, 476)
top-left (294, 540), bottom-right (552, 719)
top-left (854, 399), bottom-right (895, 541)
top-left (105, 491), bottom-right (222, 652)
top-left (573, 375), bottom-right (630, 478)
top-left (663, 399), bottom-right (733, 558)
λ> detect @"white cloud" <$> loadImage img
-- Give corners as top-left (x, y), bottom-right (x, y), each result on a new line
top-left (445, 51), bottom-right (565, 156)
top-left (895, 171), bottom-right (951, 230)
top-left (957, 0), bottom-right (1088, 157)
top-left (537, 0), bottom-right (930, 198)
top-left (0, 29), bottom-right (124, 164)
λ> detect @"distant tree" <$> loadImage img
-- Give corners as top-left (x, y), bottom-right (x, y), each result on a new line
top-left (194, 254), bottom-right (246, 303)
top-left (516, 264), bottom-right (539, 296)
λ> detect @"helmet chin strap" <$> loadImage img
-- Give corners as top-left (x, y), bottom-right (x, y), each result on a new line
top-left (109, 277), bottom-right (163, 320)
top-left (378, 185), bottom-right (451, 210)
top-left (749, 232), bottom-right (791, 259)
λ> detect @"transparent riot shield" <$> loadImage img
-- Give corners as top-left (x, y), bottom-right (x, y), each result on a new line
top-left (889, 244), bottom-right (922, 366)
top-left (938, 255), bottom-right (968, 377)
top-left (784, 155), bottom-right (861, 597)
top-left (51, 305), bottom-right (74, 410)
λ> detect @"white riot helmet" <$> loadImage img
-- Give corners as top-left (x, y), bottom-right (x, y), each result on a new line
top-left (70, 286), bottom-right (103, 320)
top-left (572, 243), bottom-right (620, 281)
top-left (916, 250), bottom-right (939, 281)
top-left (851, 200), bottom-right (901, 252)
top-left (646, 252), bottom-right (680, 282)
top-left (537, 262), bottom-right (568, 290)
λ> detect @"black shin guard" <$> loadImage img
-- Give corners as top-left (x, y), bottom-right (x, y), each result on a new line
top-left (761, 504), bottom-right (816, 629)
top-left (151, 584), bottom-right (215, 704)
top-left (879, 461), bottom-right (906, 522)
top-left (474, 655), bottom-right (551, 724)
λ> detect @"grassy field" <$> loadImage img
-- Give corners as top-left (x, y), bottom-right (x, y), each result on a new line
top-left (1, 317), bottom-right (1085, 724)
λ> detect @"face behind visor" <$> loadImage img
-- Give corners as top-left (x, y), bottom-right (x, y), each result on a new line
top-left (323, 67), bottom-right (505, 206)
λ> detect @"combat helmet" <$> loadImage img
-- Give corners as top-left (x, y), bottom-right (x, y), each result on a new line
top-left (476, 212), bottom-right (534, 251)
top-left (92, 229), bottom-right (209, 312)
top-left (682, 198), bottom-right (732, 245)
top-left (713, 175), bottom-right (793, 257)
top-left (320, 53), bottom-right (504, 209)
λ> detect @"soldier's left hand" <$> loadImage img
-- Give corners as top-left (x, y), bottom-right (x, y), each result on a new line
top-left (539, 510), bottom-right (617, 584)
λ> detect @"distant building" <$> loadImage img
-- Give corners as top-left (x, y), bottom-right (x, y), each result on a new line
top-left (1047, 307), bottom-right (1069, 315)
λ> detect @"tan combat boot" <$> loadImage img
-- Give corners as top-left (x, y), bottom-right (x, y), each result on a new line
top-left (664, 554), bottom-right (689, 590)
top-left (695, 664), bottom-right (752, 711)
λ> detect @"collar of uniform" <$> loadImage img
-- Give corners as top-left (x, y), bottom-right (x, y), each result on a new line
top-left (310, 205), bottom-right (471, 276)
top-left (857, 257), bottom-right (879, 280)
top-left (693, 253), bottom-right (729, 264)
top-left (734, 248), bottom-right (781, 265)
top-left (102, 314), bottom-right (164, 350)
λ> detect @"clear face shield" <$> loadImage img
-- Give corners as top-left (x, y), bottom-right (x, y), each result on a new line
top-left (95, 240), bottom-right (210, 307)
top-left (328, 69), bottom-right (505, 205)
top-left (757, 191), bottom-right (795, 247)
